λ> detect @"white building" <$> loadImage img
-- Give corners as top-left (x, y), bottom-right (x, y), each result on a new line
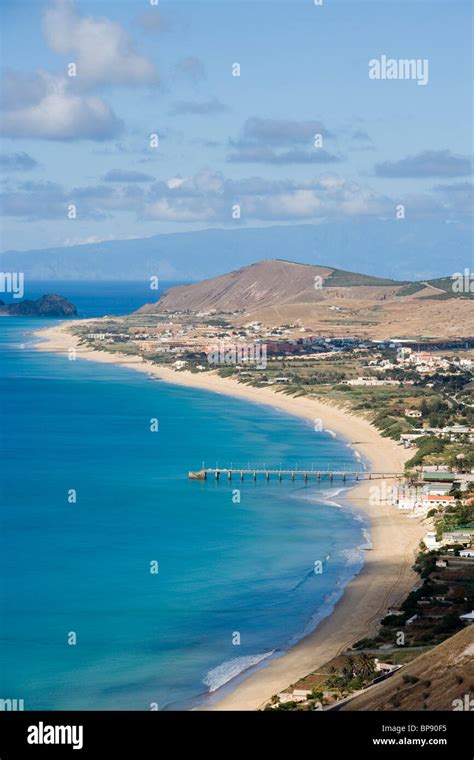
top-left (424, 483), bottom-right (453, 496)
top-left (421, 495), bottom-right (455, 510)
top-left (423, 532), bottom-right (442, 550)
top-left (398, 497), bottom-right (419, 511)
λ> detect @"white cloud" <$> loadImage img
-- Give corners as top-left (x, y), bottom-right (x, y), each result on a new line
top-left (166, 178), bottom-right (186, 190)
top-left (253, 190), bottom-right (323, 219)
top-left (6, 168), bottom-right (458, 225)
top-left (0, 72), bottom-right (122, 140)
top-left (43, 0), bottom-right (157, 87)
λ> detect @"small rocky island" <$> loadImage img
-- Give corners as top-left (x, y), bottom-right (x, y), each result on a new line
top-left (0, 294), bottom-right (77, 317)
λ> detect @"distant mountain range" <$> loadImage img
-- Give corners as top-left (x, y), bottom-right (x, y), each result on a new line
top-left (1, 220), bottom-right (471, 282)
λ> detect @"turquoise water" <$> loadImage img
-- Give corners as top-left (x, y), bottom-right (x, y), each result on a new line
top-left (0, 308), bottom-right (367, 710)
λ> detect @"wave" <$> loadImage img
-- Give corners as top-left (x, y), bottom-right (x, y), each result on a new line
top-left (203, 651), bottom-right (275, 692)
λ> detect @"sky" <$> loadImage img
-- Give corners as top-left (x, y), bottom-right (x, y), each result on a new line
top-left (0, 0), bottom-right (472, 252)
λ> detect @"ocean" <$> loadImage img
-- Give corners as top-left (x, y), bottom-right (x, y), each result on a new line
top-left (0, 283), bottom-right (368, 710)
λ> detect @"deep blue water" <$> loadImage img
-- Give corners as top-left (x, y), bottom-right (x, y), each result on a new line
top-left (0, 286), bottom-right (367, 710)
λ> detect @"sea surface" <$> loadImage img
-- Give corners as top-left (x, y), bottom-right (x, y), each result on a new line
top-left (0, 283), bottom-right (368, 710)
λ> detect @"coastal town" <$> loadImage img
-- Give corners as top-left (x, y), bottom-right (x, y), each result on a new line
top-left (264, 455), bottom-right (474, 707)
top-left (74, 309), bottom-right (474, 456)
top-left (68, 302), bottom-right (474, 711)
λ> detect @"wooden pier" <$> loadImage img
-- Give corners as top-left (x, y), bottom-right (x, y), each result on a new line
top-left (188, 468), bottom-right (404, 482)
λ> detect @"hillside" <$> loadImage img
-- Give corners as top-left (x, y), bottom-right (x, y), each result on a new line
top-left (0, 294), bottom-right (77, 317)
top-left (137, 259), bottom-right (474, 339)
top-left (341, 626), bottom-right (474, 711)
top-left (1, 219), bottom-right (472, 282)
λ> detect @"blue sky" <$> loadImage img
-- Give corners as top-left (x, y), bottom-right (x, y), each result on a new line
top-left (0, 0), bottom-right (472, 251)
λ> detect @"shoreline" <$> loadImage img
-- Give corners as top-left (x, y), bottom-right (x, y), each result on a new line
top-left (33, 320), bottom-right (427, 711)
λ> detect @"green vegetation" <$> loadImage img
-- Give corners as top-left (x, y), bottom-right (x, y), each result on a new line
top-left (397, 282), bottom-right (426, 297)
top-left (324, 268), bottom-right (402, 288)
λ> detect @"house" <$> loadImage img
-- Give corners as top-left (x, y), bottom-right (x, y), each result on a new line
top-left (435, 560), bottom-right (448, 568)
top-left (374, 659), bottom-right (398, 673)
top-left (292, 689), bottom-right (312, 701)
top-left (425, 483), bottom-right (453, 496)
top-left (278, 689), bottom-right (311, 704)
top-left (422, 471), bottom-right (456, 483)
top-left (277, 692), bottom-right (295, 704)
top-left (398, 497), bottom-right (419, 511)
top-left (442, 530), bottom-right (474, 546)
top-left (459, 548), bottom-right (474, 558)
top-left (172, 360), bottom-right (187, 369)
top-left (423, 532), bottom-right (442, 550)
top-left (347, 377), bottom-right (400, 386)
top-left (400, 433), bottom-right (426, 447)
top-left (459, 611), bottom-right (474, 623)
top-left (422, 495), bottom-right (455, 510)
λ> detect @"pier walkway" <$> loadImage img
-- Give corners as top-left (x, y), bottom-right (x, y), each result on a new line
top-left (188, 468), bottom-right (405, 482)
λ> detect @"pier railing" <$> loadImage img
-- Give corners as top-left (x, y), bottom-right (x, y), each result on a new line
top-left (188, 468), bottom-right (405, 482)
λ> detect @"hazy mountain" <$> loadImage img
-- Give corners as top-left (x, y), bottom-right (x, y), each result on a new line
top-left (1, 220), bottom-right (471, 282)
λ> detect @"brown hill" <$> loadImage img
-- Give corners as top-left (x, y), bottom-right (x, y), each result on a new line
top-left (138, 260), bottom-right (401, 314)
top-left (341, 626), bottom-right (474, 711)
top-left (137, 259), bottom-right (474, 340)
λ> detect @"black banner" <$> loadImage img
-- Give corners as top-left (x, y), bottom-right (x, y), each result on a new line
top-left (0, 711), bottom-right (471, 758)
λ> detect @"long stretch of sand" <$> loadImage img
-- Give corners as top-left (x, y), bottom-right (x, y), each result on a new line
top-left (34, 321), bottom-right (427, 710)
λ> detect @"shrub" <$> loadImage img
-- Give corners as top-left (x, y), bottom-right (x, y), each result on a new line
top-left (402, 675), bottom-right (420, 685)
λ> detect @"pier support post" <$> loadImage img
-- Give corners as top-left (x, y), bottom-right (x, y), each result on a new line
top-left (266, 472), bottom-right (270, 481)
top-left (228, 471), bottom-right (232, 481)
top-left (253, 471), bottom-right (257, 481)
top-left (215, 471), bottom-right (220, 481)
top-left (240, 472), bottom-right (244, 481)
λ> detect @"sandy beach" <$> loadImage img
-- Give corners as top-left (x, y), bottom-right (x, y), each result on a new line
top-left (34, 321), bottom-right (427, 710)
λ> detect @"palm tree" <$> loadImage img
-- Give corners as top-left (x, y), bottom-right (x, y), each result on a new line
top-left (356, 653), bottom-right (376, 678)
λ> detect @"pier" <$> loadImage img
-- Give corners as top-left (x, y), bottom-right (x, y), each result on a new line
top-left (188, 468), bottom-right (405, 482)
